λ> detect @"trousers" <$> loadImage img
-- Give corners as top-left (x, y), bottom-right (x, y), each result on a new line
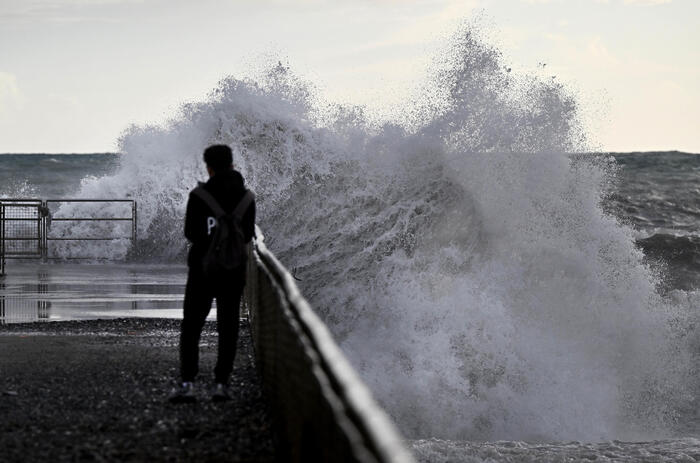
top-left (179, 268), bottom-right (244, 384)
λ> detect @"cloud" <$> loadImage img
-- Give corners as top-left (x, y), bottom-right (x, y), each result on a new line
top-left (350, 0), bottom-right (480, 52)
top-left (0, 72), bottom-right (24, 114)
top-left (0, 0), bottom-right (144, 23)
top-left (587, 37), bottom-right (619, 67)
top-left (623, 0), bottom-right (672, 4)
top-left (0, 72), bottom-right (25, 127)
top-left (592, 0), bottom-right (671, 4)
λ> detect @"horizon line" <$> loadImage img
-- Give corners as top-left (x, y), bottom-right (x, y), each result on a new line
top-left (1, 150), bottom-right (699, 156)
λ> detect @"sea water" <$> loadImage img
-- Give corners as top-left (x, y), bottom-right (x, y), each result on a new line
top-left (2, 25), bottom-right (699, 462)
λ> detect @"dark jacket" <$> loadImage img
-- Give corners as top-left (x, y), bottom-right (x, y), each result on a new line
top-left (184, 169), bottom-right (256, 270)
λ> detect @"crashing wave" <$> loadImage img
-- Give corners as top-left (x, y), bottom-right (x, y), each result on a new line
top-left (51, 25), bottom-right (700, 442)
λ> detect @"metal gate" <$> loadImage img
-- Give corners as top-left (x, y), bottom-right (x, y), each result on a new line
top-left (0, 200), bottom-right (43, 275)
top-left (0, 198), bottom-right (137, 275)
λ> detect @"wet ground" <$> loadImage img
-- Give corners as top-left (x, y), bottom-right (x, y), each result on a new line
top-left (0, 264), bottom-right (274, 461)
top-left (0, 318), bottom-right (275, 462)
top-left (0, 262), bottom-right (201, 323)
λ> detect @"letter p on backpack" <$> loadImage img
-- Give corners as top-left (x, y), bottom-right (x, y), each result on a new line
top-left (192, 187), bottom-right (255, 277)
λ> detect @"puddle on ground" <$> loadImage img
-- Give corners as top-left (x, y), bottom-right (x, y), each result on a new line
top-left (0, 262), bottom-right (214, 323)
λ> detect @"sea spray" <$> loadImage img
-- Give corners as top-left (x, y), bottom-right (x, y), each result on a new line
top-left (46, 25), bottom-right (696, 441)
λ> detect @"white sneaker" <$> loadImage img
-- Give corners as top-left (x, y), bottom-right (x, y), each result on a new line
top-left (168, 381), bottom-right (196, 404)
top-left (211, 383), bottom-right (231, 402)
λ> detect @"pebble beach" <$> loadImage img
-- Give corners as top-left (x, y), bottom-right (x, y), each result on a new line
top-left (0, 318), bottom-right (275, 462)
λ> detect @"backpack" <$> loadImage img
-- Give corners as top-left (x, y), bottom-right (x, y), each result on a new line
top-left (192, 186), bottom-right (254, 277)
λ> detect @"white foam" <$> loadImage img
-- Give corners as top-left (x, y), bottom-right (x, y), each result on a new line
top-left (57, 26), bottom-right (698, 442)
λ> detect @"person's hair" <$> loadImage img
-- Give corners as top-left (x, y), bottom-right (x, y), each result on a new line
top-left (203, 144), bottom-right (233, 173)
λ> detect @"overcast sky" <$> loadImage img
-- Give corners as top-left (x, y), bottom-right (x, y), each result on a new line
top-left (0, 0), bottom-right (698, 153)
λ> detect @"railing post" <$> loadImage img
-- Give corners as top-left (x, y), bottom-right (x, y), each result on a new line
top-left (1, 202), bottom-right (5, 276)
top-left (41, 200), bottom-right (48, 261)
top-left (132, 201), bottom-right (138, 242)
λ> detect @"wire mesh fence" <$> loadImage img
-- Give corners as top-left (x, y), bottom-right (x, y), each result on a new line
top-left (0, 201), bottom-right (42, 258)
top-left (245, 233), bottom-right (415, 463)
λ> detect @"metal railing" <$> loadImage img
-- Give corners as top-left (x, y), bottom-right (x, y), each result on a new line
top-left (0, 199), bottom-right (136, 269)
top-left (245, 229), bottom-right (415, 463)
top-left (44, 199), bottom-right (137, 255)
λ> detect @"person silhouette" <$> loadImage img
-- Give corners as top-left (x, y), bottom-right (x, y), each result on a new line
top-left (169, 144), bottom-right (255, 403)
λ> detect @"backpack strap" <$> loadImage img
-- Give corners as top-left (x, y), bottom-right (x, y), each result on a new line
top-left (233, 190), bottom-right (254, 220)
top-left (193, 187), bottom-right (254, 220)
top-left (192, 186), bottom-right (226, 218)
